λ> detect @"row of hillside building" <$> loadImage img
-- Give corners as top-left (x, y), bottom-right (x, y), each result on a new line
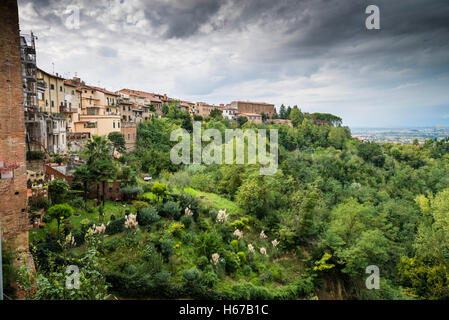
top-left (20, 34), bottom-right (278, 155)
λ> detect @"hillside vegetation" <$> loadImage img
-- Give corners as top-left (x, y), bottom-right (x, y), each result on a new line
top-left (18, 106), bottom-right (449, 300)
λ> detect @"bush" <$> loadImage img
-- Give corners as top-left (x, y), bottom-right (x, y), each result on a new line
top-left (196, 256), bottom-right (210, 270)
top-left (196, 231), bottom-right (222, 258)
top-left (26, 150), bottom-right (45, 160)
top-left (221, 250), bottom-right (240, 274)
top-left (182, 268), bottom-right (201, 282)
top-left (122, 185), bottom-right (144, 200)
top-left (154, 270), bottom-right (171, 286)
top-left (137, 207), bottom-right (160, 226)
top-left (230, 240), bottom-right (239, 252)
top-left (103, 237), bottom-right (122, 252)
top-left (142, 244), bottom-right (163, 274)
top-left (201, 271), bottom-right (219, 288)
top-left (106, 218), bottom-right (125, 235)
top-left (69, 197), bottom-right (84, 209)
top-left (160, 201), bottom-right (181, 219)
top-left (177, 193), bottom-right (200, 220)
top-left (237, 251), bottom-right (247, 265)
top-left (180, 215), bottom-right (193, 229)
top-left (1, 243), bottom-right (17, 298)
top-left (30, 197), bottom-right (51, 211)
top-left (169, 171), bottom-right (190, 188)
top-left (159, 238), bottom-right (175, 262)
top-left (132, 200), bottom-right (149, 211)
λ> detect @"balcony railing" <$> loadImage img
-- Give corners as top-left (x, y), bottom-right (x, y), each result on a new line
top-left (60, 106), bottom-right (78, 113)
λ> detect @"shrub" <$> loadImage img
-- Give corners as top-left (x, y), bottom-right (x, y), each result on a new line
top-left (196, 231), bottom-right (222, 258)
top-left (180, 215), bottom-right (193, 229)
top-left (221, 250), bottom-right (240, 274)
top-left (72, 229), bottom-right (86, 246)
top-left (237, 251), bottom-right (246, 265)
top-left (160, 201), bottom-right (181, 219)
top-left (169, 171), bottom-right (190, 188)
top-left (242, 265), bottom-right (252, 276)
top-left (106, 217), bottom-right (125, 235)
top-left (1, 243), bottom-right (17, 298)
top-left (137, 207), bottom-right (161, 226)
top-left (132, 200), bottom-right (149, 211)
top-left (142, 244), bottom-right (163, 274)
top-left (153, 270), bottom-right (171, 286)
top-left (26, 150), bottom-right (45, 160)
top-left (122, 185), bottom-right (144, 200)
top-left (230, 240), bottom-right (239, 252)
top-left (201, 271), bottom-right (219, 288)
top-left (160, 238), bottom-right (175, 262)
top-left (182, 268), bottom-right (201, 282)
top-left (177, 193), bottom-right (200, 220)
top-left (196, 256), bottom-right (210, 270)
top-left (30, 197), bottom-right (51, 211)
top-left (103, 237), bottom-right (122, 252)
top-left (69, 197), bottom-right (84, 209)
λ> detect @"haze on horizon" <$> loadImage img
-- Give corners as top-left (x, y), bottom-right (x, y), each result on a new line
top-left (17, 0), bottom-right (449, 128)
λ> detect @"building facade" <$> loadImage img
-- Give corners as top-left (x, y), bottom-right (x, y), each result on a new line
top-left (227, 101), bottom-right (275, 118)
top-left (196, 102), bottom-right (220, 117)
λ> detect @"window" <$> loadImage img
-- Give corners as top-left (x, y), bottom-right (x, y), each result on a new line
top-left (113, 122), bottom-right (115, 128)
top-left (60, 86), bottom-right (63, 92)
top-left (50, 84), bottom-right (55, 90)
top-left (51, 101), bottom-right (54, 107)
top-left (72, 90), bottom-right (74, 95)
top-left (123, 106), bottom-right (125, 111)
top-left (118, 122), bottom-right (120, 128)
top-left (128, 134), bottom-right (130, 139)
top-left (46, 100), bottom-right (48, 106)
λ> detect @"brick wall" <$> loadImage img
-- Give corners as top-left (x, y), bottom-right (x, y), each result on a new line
top-left (0, 0), bottom-right (29, 248)
top-left (121, 122), bottom-right (137, 152)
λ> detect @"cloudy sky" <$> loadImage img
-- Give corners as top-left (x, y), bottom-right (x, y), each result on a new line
top-left (17, 0), bottom-right (449, 127)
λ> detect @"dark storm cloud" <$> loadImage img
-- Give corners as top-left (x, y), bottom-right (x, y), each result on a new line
top-left (17, 0), bottom-right (449, 127)
top-left (143, 0), bottom-right (222, 38)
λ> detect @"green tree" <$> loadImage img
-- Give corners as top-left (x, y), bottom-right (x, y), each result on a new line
top-left (209, 108), bottom-right (223, 119)
top-left (328, 126), bottom-right (350, 149)
top-left (236, 176), bottom-right (269, 218)
top-left (236, 116), bottom-right (248, 127)
top-left (84, 135), bottom-right (113, 165)
top-left (47, 203), bottom-right (74, 235)
top-left (151, 182), bottom-right (168, 202)
top-left (48, 179), bottom-right (70, 204)
top-left (89, 159), bottom-right (117, 207)
top-left (73, 165), bottom-right (93, 205)
top-left (289, 106), bottom-right (304, 127)
top-left (108, 131), bottom-right (126, 154)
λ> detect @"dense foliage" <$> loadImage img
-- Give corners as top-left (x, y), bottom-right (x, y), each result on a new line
top-left (23, 110), bottom-right (449, 300)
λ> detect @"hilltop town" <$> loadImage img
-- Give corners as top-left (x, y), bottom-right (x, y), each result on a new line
top-left (2, 0), bottom-right (449, 302)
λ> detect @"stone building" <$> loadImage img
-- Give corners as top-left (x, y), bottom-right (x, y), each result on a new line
top-left (227, 101), bottom-right (275, 118)
top-left (121, 121), bottom-right (137, 152)
top-left (196, 102), bottom-right (220, 117)
top-left (0, 0), bottom-right (29, 248)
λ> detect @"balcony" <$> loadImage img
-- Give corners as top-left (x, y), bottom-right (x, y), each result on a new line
top-left (60, 106), bottom-right (78, 113)
top-left (37, 81), bottom-right (47, 91)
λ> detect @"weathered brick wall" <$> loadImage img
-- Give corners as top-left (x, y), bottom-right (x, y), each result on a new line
top-left (0, 0), bottom-right (29, 248)
top-left (121, 122), bottom-right (137, 152)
